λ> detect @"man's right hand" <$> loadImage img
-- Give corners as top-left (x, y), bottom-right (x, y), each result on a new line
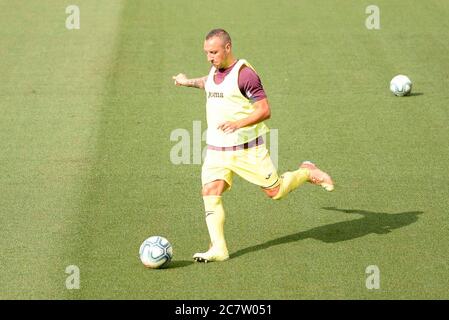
top-left (172, 74), bottom-right (207, 89)
top-left (172, 73), bottom-right (189, 86)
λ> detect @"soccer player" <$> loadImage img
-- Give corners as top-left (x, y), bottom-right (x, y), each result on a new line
top-left (173, 29), bottom-right (334, 263)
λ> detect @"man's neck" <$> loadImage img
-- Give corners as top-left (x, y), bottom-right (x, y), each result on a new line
top-left (219, 57), bottom-right (237, 70)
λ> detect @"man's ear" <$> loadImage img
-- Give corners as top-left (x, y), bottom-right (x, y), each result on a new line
top-left (225, 42), bottom-right (232, 52)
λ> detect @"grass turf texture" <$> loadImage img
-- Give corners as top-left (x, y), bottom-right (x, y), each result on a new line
top-left (1, 0), bottom-right (448, 299)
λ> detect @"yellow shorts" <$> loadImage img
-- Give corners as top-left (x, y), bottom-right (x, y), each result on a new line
top-left (201, 143), bottom-right (280, 190)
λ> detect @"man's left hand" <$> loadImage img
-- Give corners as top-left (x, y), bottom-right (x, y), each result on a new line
top-left (217, 120), bottom-right (242, 134)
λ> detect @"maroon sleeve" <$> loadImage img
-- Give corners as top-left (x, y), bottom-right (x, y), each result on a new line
top-left (238, 66), bottom-right (267, 102)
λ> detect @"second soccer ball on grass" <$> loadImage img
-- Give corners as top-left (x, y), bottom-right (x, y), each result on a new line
top-left (390, 75), bottom-right (412, 96)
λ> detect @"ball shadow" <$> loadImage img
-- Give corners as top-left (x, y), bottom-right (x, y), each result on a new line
top-left (166, 260), bottom-right (194, 269)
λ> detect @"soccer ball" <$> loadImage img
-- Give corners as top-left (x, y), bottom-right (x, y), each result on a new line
top-left (139, 236), bottom-right (173, 269)
top-left (390, 75), bottom-right (412, 96)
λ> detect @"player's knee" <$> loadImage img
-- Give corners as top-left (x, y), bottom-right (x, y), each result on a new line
top-left (263, 186), bottom-right (280, 199)
top-left (202, 181), bottom-right (226, 196)
top-left (202, 187), bottom-right (216, 196)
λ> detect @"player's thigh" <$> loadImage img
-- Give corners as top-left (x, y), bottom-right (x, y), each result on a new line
top-left (231, 145), bottom-right (280, 189)
top-left (201, 149), bottom-right (233, 193)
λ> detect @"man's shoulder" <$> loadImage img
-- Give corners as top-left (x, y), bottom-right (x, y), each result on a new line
top-left (239, 64), bottom-right (256, 75)
top-left (238, 64), bottom-right (260, 83)
top-left (236, 59), bottom-right (257, 75)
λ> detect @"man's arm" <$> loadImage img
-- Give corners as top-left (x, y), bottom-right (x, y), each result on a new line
top-left (172, 73), bottom-right (208, 89)
top-left (217, 98), bottom-right (271, 134)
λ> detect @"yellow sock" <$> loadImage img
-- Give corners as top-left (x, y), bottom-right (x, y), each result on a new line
top-left (203, 196), bottom-right (228, 252)
top-left (272, 168), bottom-right (310, 200)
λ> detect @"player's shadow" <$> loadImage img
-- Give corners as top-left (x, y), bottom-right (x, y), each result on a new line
top-left (231, 208), bottom-right (423, 259)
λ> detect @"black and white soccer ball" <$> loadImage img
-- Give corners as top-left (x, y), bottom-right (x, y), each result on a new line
top-left (139, 236), bottom-right (173, 269)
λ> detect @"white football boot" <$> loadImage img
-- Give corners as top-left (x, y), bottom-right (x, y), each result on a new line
top-left (193, 246), bottom-right (229, 263)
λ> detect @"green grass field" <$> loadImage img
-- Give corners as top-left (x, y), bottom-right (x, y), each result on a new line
top-left (1, 0), bottom-right (449, 299)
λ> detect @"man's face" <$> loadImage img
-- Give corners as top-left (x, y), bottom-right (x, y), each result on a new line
top-left (203, 36), bottom-right (231, 69)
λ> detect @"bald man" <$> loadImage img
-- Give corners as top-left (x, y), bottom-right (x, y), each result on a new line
top-left (173, 29), bottom-right (334, 263)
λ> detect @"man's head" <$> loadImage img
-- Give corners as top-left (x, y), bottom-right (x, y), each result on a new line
top-left (204, 29), bottom-right (233, 69)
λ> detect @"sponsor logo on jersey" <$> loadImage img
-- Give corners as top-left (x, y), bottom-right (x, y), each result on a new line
top-left (207, 91), bottom-right (224, 98)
